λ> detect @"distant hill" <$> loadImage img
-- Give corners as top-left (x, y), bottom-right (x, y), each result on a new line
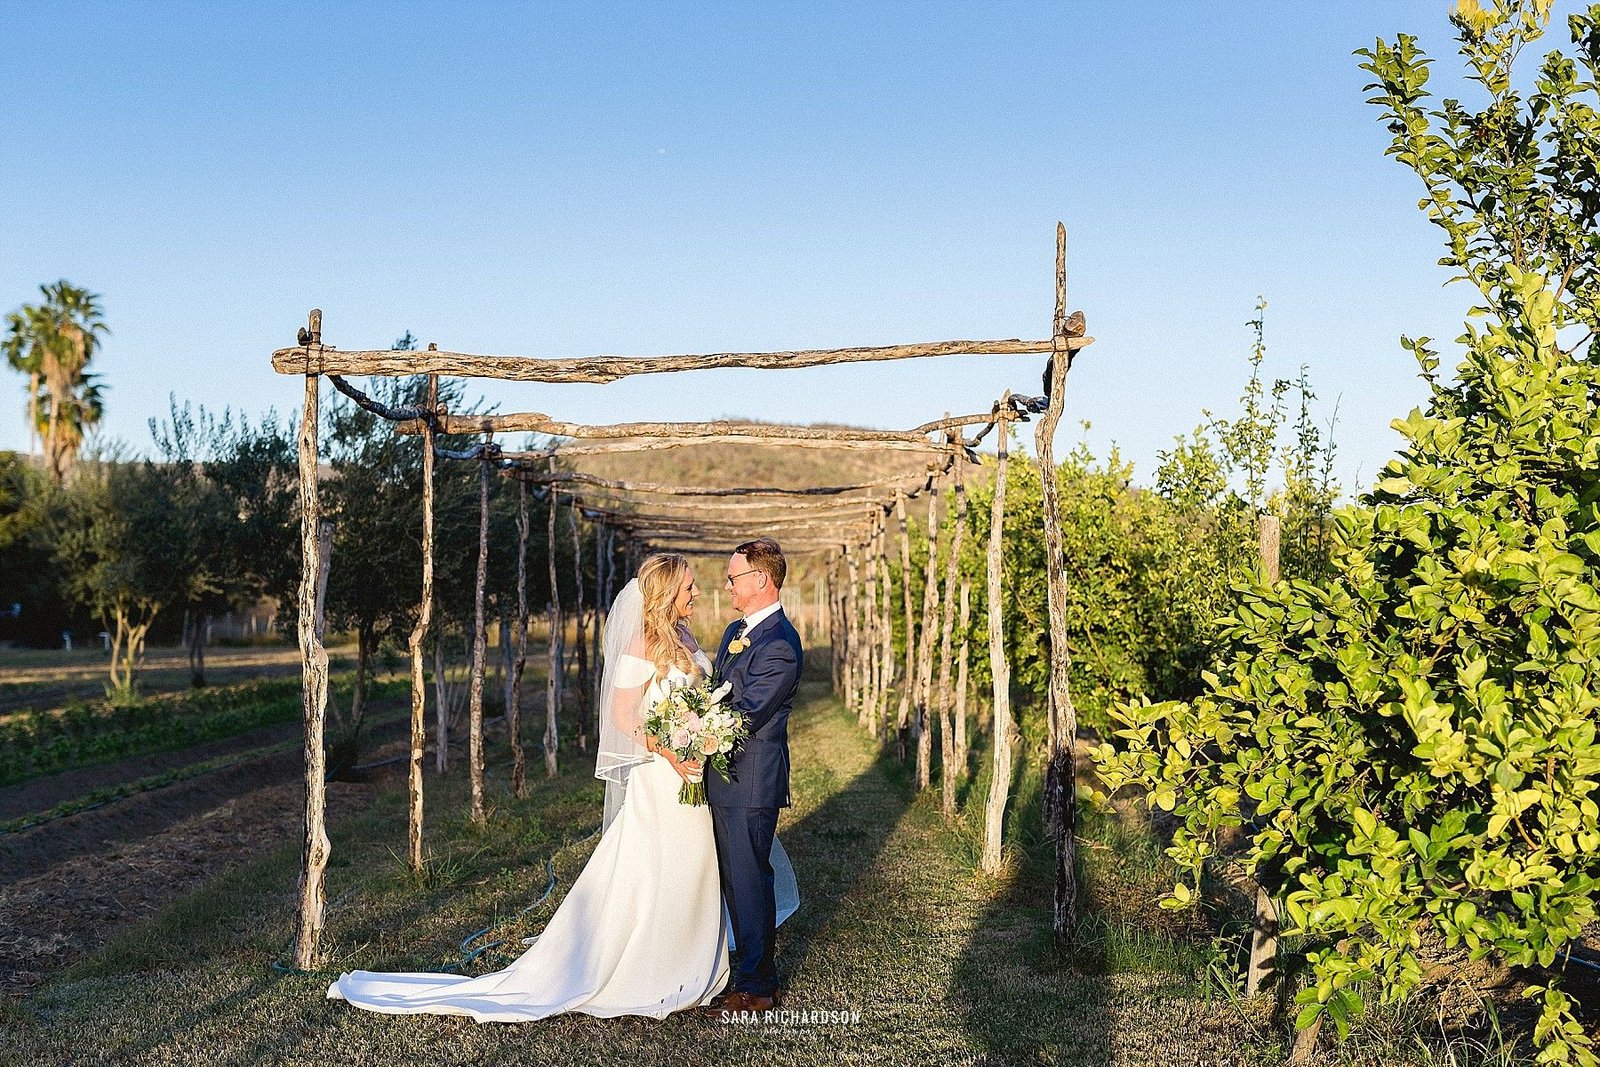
top-left (559, 425), bottom-right (941, 640)
top-left (569, 427), bottom-right (933, 490)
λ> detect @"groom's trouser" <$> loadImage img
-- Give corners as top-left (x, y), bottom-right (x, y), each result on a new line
top-left (710, 804), bottom-right (779, 997)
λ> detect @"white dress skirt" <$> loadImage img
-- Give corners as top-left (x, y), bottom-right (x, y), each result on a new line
top-left (326, 652), bottom-right (798, 1023)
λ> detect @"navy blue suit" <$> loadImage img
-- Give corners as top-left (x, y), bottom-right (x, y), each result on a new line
top-left (705, 605), bottom-right (802, 997)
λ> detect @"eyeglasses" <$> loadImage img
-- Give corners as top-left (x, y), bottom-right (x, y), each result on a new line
top-left (725, 569), bottom-right (760, 588)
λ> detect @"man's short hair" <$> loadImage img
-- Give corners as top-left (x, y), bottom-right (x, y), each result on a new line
top-left (735, 537), bottom-right (786, 590)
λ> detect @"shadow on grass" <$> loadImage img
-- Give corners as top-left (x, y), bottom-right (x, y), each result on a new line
top-left (945, 708), bottom-right (1262, 1066)
top-left (771, 655), bottom-right (918, 994)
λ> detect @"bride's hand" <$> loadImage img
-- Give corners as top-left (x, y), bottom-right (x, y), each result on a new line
top-left (664, 751), bottom-right (696, 782)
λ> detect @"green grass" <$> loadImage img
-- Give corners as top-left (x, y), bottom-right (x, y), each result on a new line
top-left (0, 660), bottom-right (1535, 1067)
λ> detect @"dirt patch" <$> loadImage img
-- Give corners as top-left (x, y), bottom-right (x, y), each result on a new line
top-left (0, 710), bottom-right (412, 881)
top-left (0, 771), bottom-right (394, 994)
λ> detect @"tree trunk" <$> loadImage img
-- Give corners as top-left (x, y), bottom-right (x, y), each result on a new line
top-left (468, 446), bottom-right (491, 824)
top-left (351, 620), bottom-right (373, 734)
top-left (26, 370), bottom-right (39, 455)
top-left (291, 361), bottom-right (331, 972)
top-left (106, 607), bottom-right (125, 692)
top-left (407, 375), bottom-right (436, 871)
top-left (981, 400), bottom-right (1013, 875)
top-left (188, 611), bottom-right (208, 688)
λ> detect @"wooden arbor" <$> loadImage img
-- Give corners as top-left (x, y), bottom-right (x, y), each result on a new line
top-left (272, 225), bottom-right (1092, 969)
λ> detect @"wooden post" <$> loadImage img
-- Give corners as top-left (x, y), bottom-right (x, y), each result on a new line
top-left (291, 309), bottom-right (332, 972)
top-left (876, 517), bottom-right (895, 740)
top-left (981, 395), bottom-right (1014, 875)
top-left (602, 523), bottom-right (616, 607)
top-left (894, 491), bottom-right (915, 762)
top-left (468, 436), bottom-right (491, 824)
top-left (955, 579), bottom-right (972, 775)
top-left (832, 556), bottom-right (844, 697)
top-left (433, 632), bottom-right (449, 773)
top-left (1247, 512), bottom-right (1284, 995)
top-left (545, 467), bottom-right (561, 777)
top-left (913, 487), bottom-right (942, 791)
top-left (1038, 222), bottom-right (1082, 942)
top-left (406, 373), bottom-right (437, 872)
top-left (937, 436), bottom-right (968, 816)
top-left (590, 520), bottom-right (604, 717)
top-left (511, 480), bottom-right (530, 798)
top-left (844, 543), bottom-right (860, 716)
top-left (569, 506), bottom-right (590, 754)
top-left (862, 527), bottom-right (880, 733)
top-left (814, 577), bottom-right (825, 650)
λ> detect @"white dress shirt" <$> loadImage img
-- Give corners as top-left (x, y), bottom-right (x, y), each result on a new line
top-left (739, 600), bottom-right (783, 638)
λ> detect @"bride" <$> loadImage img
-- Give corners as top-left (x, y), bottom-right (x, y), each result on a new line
top-left (327, 552), bottom-right (798, 1022)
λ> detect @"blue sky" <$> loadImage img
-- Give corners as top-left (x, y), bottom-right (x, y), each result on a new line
top-left (2, 2), bottom-right (1579, 501)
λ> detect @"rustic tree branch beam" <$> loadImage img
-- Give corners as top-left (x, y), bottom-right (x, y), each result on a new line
top-left (327, 373), bottom-right (434, 424)
top-left (642, 542), bottom-right (853, 556)
top-left (543, 493), bottom-right (902, 515)
top-left (276, 335), bottom-right (1092, 382)
top-left (506, 463), bottom-right (950, 498)
top-left (492, 435), bottom-right (956, 456)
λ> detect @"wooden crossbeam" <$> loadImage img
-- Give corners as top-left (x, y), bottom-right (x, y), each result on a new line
top-left (554, 493), bottom-right (898, 514)
top-left (275, 335), bottom-right (1091, 383)
top-left (503, 465), bottom-right (946, 498)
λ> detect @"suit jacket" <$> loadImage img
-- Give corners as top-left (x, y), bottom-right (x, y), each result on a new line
top-left (704, 606), bottom-right (803, 809)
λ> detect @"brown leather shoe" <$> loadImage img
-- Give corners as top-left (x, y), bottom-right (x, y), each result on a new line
top-left (701, 990), bottom-right (774, 1017)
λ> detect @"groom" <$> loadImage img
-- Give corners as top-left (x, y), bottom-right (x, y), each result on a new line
top-left (701, 536), bottom-right (803, 1015)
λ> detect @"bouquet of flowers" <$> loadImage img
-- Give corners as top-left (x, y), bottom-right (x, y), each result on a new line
top-left (642, 675), bottom-right (744, 805)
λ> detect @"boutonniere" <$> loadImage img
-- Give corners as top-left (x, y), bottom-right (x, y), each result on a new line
top-left (728, 634), bottom-right (751, 655)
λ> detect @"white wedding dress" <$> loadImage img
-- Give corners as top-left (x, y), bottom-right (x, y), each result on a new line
top-left (326, 645), bottom-right (798, 1023)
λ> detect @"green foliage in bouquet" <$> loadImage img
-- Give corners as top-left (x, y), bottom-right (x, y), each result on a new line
top-left (642, 676), bottom-right (744, 805)
top-left (1094, 3), bottom-right (1600, 1060)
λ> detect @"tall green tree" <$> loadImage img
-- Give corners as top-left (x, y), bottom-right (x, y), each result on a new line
top-left (1096, 4), bottom-right (1600, 1061)
top-left (2, 281), bottom-right (109, 482)
top-left (53, 453), bottom-right (193, 696)
top-left (148, 399), bottom-right (299, 685)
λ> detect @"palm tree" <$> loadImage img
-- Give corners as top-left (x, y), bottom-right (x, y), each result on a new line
top-left (2, 304), bottom-right (50, 455)
top-left (3, 281), bottom-right (108, 481)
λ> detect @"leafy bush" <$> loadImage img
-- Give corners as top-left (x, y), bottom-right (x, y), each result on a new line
top-left (1095, 4), bottom-right (1600, 1061)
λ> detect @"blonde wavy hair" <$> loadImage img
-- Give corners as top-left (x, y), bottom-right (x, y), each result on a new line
top-left (637, 553), bottom-right (703, 685)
